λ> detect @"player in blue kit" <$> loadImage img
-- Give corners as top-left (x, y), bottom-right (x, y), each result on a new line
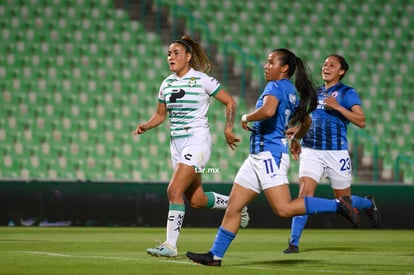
top-left (186, 49), bottom-right (360, 267)
top-left (133, 35), bottom-right (249, 258)
top-left (283, 54), bottom-right (381, 254)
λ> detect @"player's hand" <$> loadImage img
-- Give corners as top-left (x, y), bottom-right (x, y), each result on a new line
top-left (289, 139), bottom-right (301, 161)
top-left (224, 129), bottom-right (240, 151)
top-left (286, 125), bottom-right (300, 140)
top-left (324, 95), bottom-right (339, 111)
top-left (241, 121), bottom-right (253, 132)
top-left (132, 124), bottom-right (147, 135)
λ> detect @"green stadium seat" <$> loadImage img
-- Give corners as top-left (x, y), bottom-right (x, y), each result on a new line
top-left (1, 0), bottom-right (411, 183)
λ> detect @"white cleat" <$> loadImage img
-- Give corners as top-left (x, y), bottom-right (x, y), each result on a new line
top-left (240, 206), bottom-right (250, 228)
top-left (146, 242), bottom-right (178, 258)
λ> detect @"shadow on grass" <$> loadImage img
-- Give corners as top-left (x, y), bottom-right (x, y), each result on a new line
top-left (230, 259), bottom-right (322, 267)
top-left (302, 246), bottom-right (371, 253)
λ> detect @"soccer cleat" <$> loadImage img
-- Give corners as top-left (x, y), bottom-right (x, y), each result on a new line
top-left (337, 196), bottom-right (360, 228)
top-left (20, 217), bottom-right (37, 226)
top-left (365, 196), bottom-right (381, 228)
top-left (146, 242), bottom-right (177, 258)
top-left (186, 251), bottom-right (221, 266)
top-left (240, 206), bottom-right (250, 228)
top-left (283, 242), bottom-right (299, 254)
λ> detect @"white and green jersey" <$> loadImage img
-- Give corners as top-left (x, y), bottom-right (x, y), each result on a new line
top-left (158, 68), bottom-right (221, 139)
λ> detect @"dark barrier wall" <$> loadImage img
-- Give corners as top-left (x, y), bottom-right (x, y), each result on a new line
top-left (1, 180), bottom-right (413, 229)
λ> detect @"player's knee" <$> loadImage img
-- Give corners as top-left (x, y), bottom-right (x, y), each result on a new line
top-left (273, 208), bottom-right (291, 218)
top-left (188, 199), bottom-right (204, 209)
top-left (166, 186), bottom-right (183, 202)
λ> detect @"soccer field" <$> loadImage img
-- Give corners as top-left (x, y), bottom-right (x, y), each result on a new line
top-left (0, 227), bottom-right (413, 275)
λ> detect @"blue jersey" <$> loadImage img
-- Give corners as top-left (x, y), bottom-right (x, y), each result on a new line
top-left (302, 82), bottom-right (362, 150)
top-left (250, 79), bottom-right (298, 165)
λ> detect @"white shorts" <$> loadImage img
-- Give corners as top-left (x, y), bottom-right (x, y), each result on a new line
top-left (170, 128), bottom-right (211, 169)
top-left (299, 147), bottom-right (352, 189)
top-left (234, 151), bottom-right (290, 194)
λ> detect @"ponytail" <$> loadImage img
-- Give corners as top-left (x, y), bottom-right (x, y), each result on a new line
top-left (175, 35), bottom-right (212, 73)
top-left (273, 49), bottom-right (317, 125)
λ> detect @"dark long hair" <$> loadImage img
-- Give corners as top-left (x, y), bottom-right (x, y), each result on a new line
top-left (273, 48), bottom-right (317, 125)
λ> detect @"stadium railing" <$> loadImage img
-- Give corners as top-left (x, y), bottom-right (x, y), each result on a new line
top-left (351, 125), bottom-right (379, 182)
top-left (222, 40), bottom-right (264, 99)
top-left (394, 154), bottom-right (414, 183)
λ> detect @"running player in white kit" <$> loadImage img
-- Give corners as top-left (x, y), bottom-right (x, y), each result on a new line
top-left (133, 35), bottom-right (249, 258)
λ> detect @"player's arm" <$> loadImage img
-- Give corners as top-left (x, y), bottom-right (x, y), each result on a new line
top-left (214, 89), bottom-right (240, 150)
top-left (339, 105), bottom-right (366, 129)
top-left (241, 95), bottom-right (278, 131)
top-left (132, 102), bottom-right (167, 135)
top-left (324, 95), bottom-right (366, 128)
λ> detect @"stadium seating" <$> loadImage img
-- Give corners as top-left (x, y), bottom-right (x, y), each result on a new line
top-left (159, 0), bottom-right (414, 183)
top-left (0, 0), bottom-right (413, 183)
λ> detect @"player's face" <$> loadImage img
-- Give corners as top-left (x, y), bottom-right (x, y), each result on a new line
top-left (321, 56), bottom-right (345, 84)
top-left (264, 52), bottom-right (286, 81)
top-left (167, 43), bottom-right (191, 77)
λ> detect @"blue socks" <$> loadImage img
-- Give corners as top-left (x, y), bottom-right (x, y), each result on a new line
top-left (292, 196), bottom-right (372, 247)
top-left (304, 196), bottom-right (372, 214)
top-left (290, 215), bottom-right (309, 247)
top-left (210, 226), bottom-right (236, 259)
top-left (291, 197), bottom-right (339, 248)
top-left (351, 195), bottom-right (372, 209)
top-left (304, 196), bottom-right (338, 214)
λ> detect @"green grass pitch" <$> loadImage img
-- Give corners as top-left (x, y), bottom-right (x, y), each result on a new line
top-left (0, 227), bottom-right (413, 275)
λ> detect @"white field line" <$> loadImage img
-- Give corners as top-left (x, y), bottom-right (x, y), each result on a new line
top-left (16, 250), bottom-right (367, 274)
top-left (17, 250), bottom-right (194, 265)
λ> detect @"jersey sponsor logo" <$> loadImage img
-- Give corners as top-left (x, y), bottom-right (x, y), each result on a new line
top-left (184, 153), bottom-right (192, 160)
top-left (169, 88), bottom-right (186, 103)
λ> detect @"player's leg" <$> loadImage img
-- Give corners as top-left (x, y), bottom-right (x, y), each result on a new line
top-left (184, 175), bottom-right (250, 227)
top-left (284, 176), bottom-right (318, 253)
top-left (284, 148), bottom-right (324, 253)
top-left (207, 158), bottom-right (259, 258)
top-left (186, 156), bottom-right (258, 265)
top-left (147, 163), bottom-right (197, 258)
top-left (264, 185), bottom-right (359, 227)
top-left (332, 189), bottom-right (380, 228)
top-left (186, 183), bottom-right (257, 266)
top-left (329, 151), bottom-right (381, 228)
top-left (184, 177), bottom-right (227, 210)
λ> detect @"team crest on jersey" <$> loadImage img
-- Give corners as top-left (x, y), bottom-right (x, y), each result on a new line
top-left (188, 77), bottom-right (197, 87)
top-left (331, 91), bottom-right (339, 97)
top-left (289, 94), bottom-right (297, 104)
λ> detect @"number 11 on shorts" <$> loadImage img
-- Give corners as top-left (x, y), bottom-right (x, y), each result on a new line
top-left (263, 159), bottom-right (274, 174)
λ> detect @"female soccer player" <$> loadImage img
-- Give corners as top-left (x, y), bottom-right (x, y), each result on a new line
top-left (283, 54), bottom-right (381, 254)
top-left (133, 35), bottom-right (249, 258)
top-left (186, 49), bottom-right (359, 266)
